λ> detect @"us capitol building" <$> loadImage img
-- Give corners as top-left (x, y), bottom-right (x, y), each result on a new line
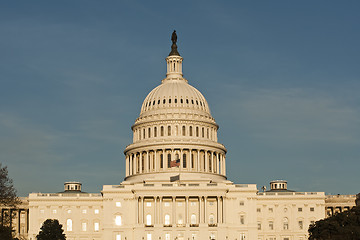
top-left (2, 32), bottom-right (357, 240)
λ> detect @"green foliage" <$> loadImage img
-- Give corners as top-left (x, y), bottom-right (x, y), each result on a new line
top-left (0, 163), bottom-right (21, 227)
top-left (0, 225), bottom-right (13, 240)
top-left (308, 206), bottom-right (360, 240)
top-left (36, 219), bottom-right (66, 240)
top-left (0, 163), bottom-right (20, 207)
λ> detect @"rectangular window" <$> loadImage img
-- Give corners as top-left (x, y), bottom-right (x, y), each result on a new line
top-left (269, 208), bottom-right (273, 213)
top-left (115, 216), bottom-right (122, 226)
top-left (310, 207), bottom-right (315, 212)
top-left (257, 222), bottom-right (261, 230)
top-left (146, 202), bottom-right (152, 207)
top-left (164, 202), bottom-right (170, 207)
top-left (240, 215), bottom-right (245, 224)
top-left (239, 201), bottom-right (244, 206)
top-left (147, 233), bottom-right (152, 240)
top-left (269, 221), bottom-right (274, 230)
top-left (257, 208), bottom-right (261, 212)
top-left (82, 209), bottom-right (87, 214)
top-left (82, 222), bottom-right (87, 231)
top-left (240, 233), bottom-right (246, 240)
top-left (116, 234), bottom-right (121, 240)
top-left (298, 207), bottom-right (302, 212)
top-left (299, 220), bottom-right (303, 230)
top-left (94, 222), bottom-right (99, 232)
top-left (95, 209), bottom-right (99, 214)
top-left (165, 233), bottom-right (171, 240)
top-left (52, 209), bottom-right (57, 214)
top-left (116, 202), bottom-right (121, 207)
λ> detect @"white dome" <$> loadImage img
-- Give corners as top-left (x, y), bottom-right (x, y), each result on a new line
top-left (140, 79), bottom-right (211, 118)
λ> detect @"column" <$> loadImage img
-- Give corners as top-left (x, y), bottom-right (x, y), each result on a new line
top-left (18, 209), bottom-right (21, 234)
top-left (159, 197), bottom-right (163, 225)
top-left (197, 150), bottom-right (200, 172)
top-left (154, 150), bottom-right (157, 172)
top-left (223, 155), bottom-right (226, 175)
top-left (205, 151), bottom-right (208, 172)
top-left (190, 149), bottom-right (193, 169)
top-left (125, 155), bottom-right (130, 177)
top-left (217, 197), bottom-right (220, 224)
top-left (134, 153), bottom-right (137, 174)
top-left (199, 197), bottom-right (202, 223)
top-left (211, 152), bottom-right (214, 173)
top-left (216, 153), bottom-right (220, 174)
top-left (186, 197), bottom-right (189, 225)
top-left (137, 197), bottom-right (140, 224)
top-left (172, 197), bottom-right (176, 225)
top-left (139, 152), bottom-right (143, 173)
top-left (132, 154), bottom-right (135, 175)
top-left (146, 151), bottom-right (149, 173)
top-left (222, 196), bottom-right (226, 223)
top-left (180, 149), bottom-right (183, 170)
top-left (162, 149), bottom-right (165, 170)
top-left (204, 197), bottom-right (207, 224)
top-left (154, 197), bottom-right (157, 224)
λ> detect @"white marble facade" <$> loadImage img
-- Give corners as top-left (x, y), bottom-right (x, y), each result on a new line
top-left (27, 37), bottom-right (326, 240)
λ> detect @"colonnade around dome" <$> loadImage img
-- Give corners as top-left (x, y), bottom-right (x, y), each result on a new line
top-left (125, 148), bottom-right (226, 178)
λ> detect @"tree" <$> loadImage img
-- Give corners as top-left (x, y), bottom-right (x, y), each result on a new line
top-left (308, 206), bottom-right (360, 240)
top-left (36, 219), bottom-right (66, 240)
top-left (0, 225), bottom-right (13, 240)
top-left (0, 163), bottom-right (21, 240)
top-left (0, 163), bottom-right (20, 207)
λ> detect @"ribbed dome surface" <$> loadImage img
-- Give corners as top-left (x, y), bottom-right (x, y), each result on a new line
top-left (140, 79), bottom-right (211, 117)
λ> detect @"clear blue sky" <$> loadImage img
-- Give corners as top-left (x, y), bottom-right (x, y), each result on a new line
top-left (1, 1), bottom-right (359, 196)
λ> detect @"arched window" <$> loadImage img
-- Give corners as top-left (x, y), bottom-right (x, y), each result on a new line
top-left (175, 98), bottom-right (177, 103)
top-left (143, 128), bottom-right (145, 139)
top-left (189, 126), bottom-right (193, 136)
top-left (160, 154), bottom-right (163, 168)
top-left (191, 214), bottom-right (196, 224)
top-left (283, 218), bottom-right (289, 230)
top-left (154, 127), bottom-right (157, 137)
top-left (81, 222), bottom-right (87, 231)
top-left (207, 128), bottom-right (209, 138)
top-left (141, 155), bottom-right (144, 171)
top-left (183, 154), bottom-right (187, 168)
top-left (196, 127), bottom-right (199, 137)
top-left (182, 126), bottom-right (186, 136)
top-left (94, 222), bottom-right (99, 232)
top-left (168, 126), bottom-right (171, 136)
top-left (165, 214), bottom-right (170, 225)
top-left (66, 219), bottom-right (72, 231)
top-left (191, 154), bottom-right (194, 168)
top-left (178, 214), bottom-right (183, 224)
top-left (148, 128), bottom-right (151, 138)
top-left (209, 157), bottom-right (212, 171)
top-left (167, 153), bottom-right (171, 168)
top-left (209, 214), bottom-right (214, 224)
top-left (146, 214), bottom-right (152, 226)
top-left (163, 99), bottom-right (166, 104)
top-left (161, 126), bottom-right (164, 136)
top-left (202, 127), bottom-right (204, 137)
top-left (115, 215), bottom-right (122, 226)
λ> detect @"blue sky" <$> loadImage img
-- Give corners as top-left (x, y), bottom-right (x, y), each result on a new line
top-left (1, 1), bottom-right (359, 196)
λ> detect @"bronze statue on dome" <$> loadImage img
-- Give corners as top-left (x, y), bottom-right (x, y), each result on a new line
top-left (169, 30), bottom-right (180, 56)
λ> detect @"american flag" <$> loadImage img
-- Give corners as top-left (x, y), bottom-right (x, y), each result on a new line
top-left (170, 159), bottom-right (180, 168)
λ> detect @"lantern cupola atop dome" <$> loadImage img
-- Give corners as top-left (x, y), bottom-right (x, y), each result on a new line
top-left (166, 30), bottom-right (183, 79)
